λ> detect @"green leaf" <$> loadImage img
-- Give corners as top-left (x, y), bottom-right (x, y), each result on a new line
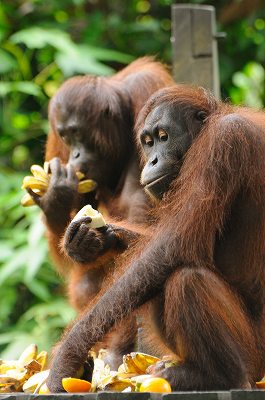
top-left (0, 243), bottom-right (13, 261)
top-left (22, 300), bottom-right (76, 324)
top-left (27, 216), bottom-right (45, 247)
top-left (10, 27), bottom-right (115, 76)
top-left (10, 27), bottom-right (72, 52)
top-left (0, 247), bottom-right (28, 286)
top-left (81, 45), bottom-right (134, 64)
top-left (25, 279), bottom-right (51, 301)
top-left (0, 49), bottom-right (16, 73)
top-left (55, 48), bottom-right (113, 76)
top-left (245, 61), bottom-right (264, 82)
top-left (0, 81), bottom-right (42, 97)
top-left (24, 242), bottom-right (47, 282)
top-left (0, 333), bottom-right (38, 360)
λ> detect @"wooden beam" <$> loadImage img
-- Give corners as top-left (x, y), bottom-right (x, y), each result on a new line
top-left (171, 4), bottom-right (220, 98)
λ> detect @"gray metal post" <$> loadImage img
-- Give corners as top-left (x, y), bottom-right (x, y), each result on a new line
top-left (171, 4), bottom-right (220, 98)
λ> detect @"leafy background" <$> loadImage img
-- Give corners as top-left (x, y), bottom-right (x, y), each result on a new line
top-left (0, 0), bottom-right (265, 359)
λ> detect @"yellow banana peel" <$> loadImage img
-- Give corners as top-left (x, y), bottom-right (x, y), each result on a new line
top-left (21, 176), bottom-right (48, 191)
top-left (0, 376), bottom-right (21, 393)
top-left (30, 165), bottom-right (49, 183)
top-left (130, 352), bottom-right (160, 372)
top-left (18, 344), bottom-right (38, 365)
top-left (35, 351), bottom-right (48, 371)
top-left (122, 354), bottom-right (145, 374)
top-left (21, 163), bottom-right (97, 207)
top-left (22, 369), bottom-right (50, 393)
top-left (78, 179), bottom-right (97, 194)
top-left (43, 161), bottom-right (50, 174)
top-left (0, 346), bottom-right (163, 394)
top-left (76, 171), bottom-right (85, 180)
top-left (104, 379), bottom-right (135, 391)
top-left (21, 193), bottom-right (37, 207)
top-left (0, 344), bottom-right (49, 393)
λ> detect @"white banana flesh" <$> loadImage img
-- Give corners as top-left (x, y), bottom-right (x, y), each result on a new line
top-left (72, 205), bottom-right (106, 229)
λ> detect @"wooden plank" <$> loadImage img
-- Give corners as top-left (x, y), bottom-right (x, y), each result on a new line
top-left (171, 5), bottom-right (220, 98)
top-left (192, 8), bottom-right (212, 56)
top-left (171, 7), bottom-right (193, 87)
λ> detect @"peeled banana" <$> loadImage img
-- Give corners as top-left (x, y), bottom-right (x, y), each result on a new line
top-left (21, 163), bottom-right (97, 207)
top-left (22, 369), bottom-right (50, 393)
top-left (72, 205), bottom-right (106, 229)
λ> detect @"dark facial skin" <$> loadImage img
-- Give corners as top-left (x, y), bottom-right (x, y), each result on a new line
top-left (140, 102), bottom-right (207, 199)
top-left (55, 105), bottom-right (123, 190)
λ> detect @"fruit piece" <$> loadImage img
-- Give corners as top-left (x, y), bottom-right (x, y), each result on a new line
top-left (97, 373), bottom-right (135, 391)
top-left (131, 352), bottom-right (160, 373)
top-left (131, 374), bottom-right (153, 392)
top-left (122, 387), bottom-right (132, 392)
top-left (22, 369), bottom-right (50, 393)
top-left (18, 344), bottom-right (38, 365)
top-left (21, 163), bottom-right (97, 208)
top-left (0, 377), bottom-right (21, 392)
top-left (77, 179), bottom-right (97, 194)
top-left (21, 193), bottom-right (36, 207)
top-left (0, 361), bottom-right (22, 374)
top-left (256, 380), bottom-right (265, 389)
top-left (43, 162), bottom-right (50, 174)
top-left (62, 377), bottom-right (91, 393)
top-left (72, 205), bottom-right (106, 228)
top-left (25, 359), bottom-right (41, 374)
top-left (36, 351), bottom-right (48, 371)
top-left (104, 379), bottom-right (134, 391)
top-left (3, 368), bottom-right (30, 389)
top-left (76, 171), bottom-right (85, 180)
top-left (30, 165), bottom-right (49, 183)
top-left (21, 188), bottom-right (46, 207)
top-left (139, 377), bottom-right (172, 393)
top-left (122, 354), bottom-right (144, 374)
top-left (21, 176), bottom-right (48, 192)
top-left (38, 382), bottom-right (50, 394)
top-left (131, 374), bottom-right (153, 383)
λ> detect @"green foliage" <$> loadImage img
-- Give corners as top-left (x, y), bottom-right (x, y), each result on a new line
top-left (0, 0), bottom-right (265, 360)
top-left (0, 0), bottom-right (175, 360)
top-left (218, 10), bottom-right (265, 101)
top-left (0, 169), bottom-right (76, 357)
top-left (230, 62), bottom-right (265, 108)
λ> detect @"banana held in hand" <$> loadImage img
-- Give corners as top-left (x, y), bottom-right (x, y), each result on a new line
top-left (72, 205), bottom-right (106, 229)
top-left (30, 165), bottom-right (49, 183)
top-left (78, 180), bottom-right (97, 194)
top-left (21, 163), bottom-right (97, 207)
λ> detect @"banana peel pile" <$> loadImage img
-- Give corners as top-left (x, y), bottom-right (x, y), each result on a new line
top-left (21, 163), bottom-right (97, 207)
top-left (0, 344), bottom-right (162, 394)
top-left (3, 345), bottom-right (265, 393)
top-left (90, 349), bottom-right (162, 392)
top-left (0, 344), bottom-right (48, 393)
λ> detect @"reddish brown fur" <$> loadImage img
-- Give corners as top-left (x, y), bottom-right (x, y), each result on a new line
top-left (41, 58), bottom-right (174, 367)
top-left (44, 57), bottom-right (174, 310)
top-left (47, 85), bottom-right (265, 392)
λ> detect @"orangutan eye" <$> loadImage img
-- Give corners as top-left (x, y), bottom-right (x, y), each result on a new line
top-left (196, 111), bottom-right (207, 121)
top-left (143, 134), bottom-right (154, 147)
top-left (158, 129), bottom-right (168, 142)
